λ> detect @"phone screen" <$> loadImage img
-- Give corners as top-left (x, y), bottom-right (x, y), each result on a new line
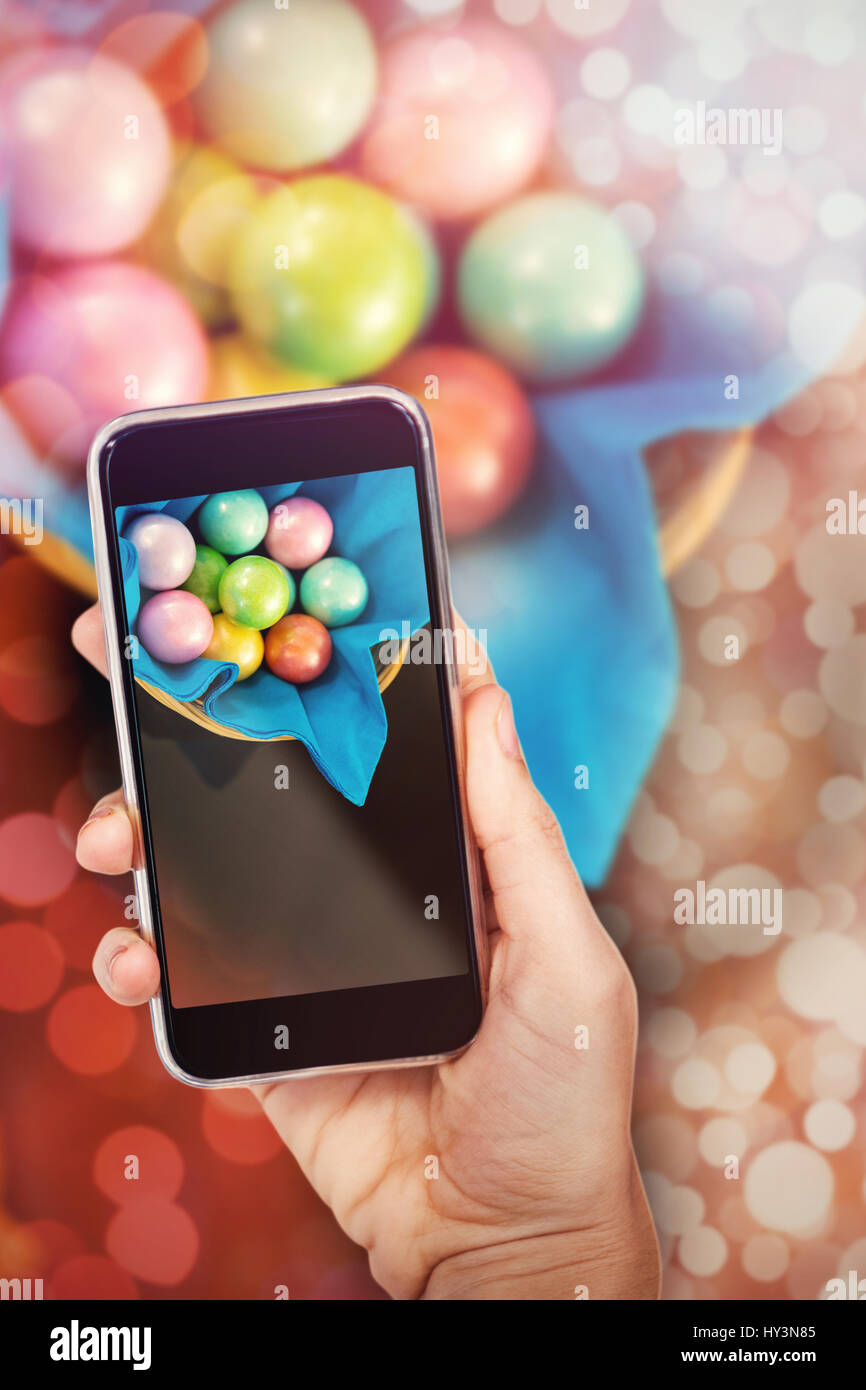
top-left (97, 394), bottom-right (482, 1079)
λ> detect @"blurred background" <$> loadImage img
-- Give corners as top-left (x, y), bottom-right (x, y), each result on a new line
top-left (1, 0), bottom-right (865, 1300)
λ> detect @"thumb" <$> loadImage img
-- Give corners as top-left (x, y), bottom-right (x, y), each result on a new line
top-left (463, 683), bottom-right (598, 957)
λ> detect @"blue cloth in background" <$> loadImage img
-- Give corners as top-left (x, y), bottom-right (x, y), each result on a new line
top-left (450, 307), bottom-right (815, 886)
top-left (119, 468), bottom-right (429, 806)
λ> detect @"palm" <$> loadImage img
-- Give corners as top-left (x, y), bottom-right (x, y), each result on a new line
top-left (256, 924), bottom-right (633, 1300)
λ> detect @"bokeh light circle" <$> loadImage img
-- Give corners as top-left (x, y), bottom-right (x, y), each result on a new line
top-left (0, 921), bottom-right (64, 1011)
top-left (743, 1233), bottom-right (789, 1282)
top-left (105, 1198), bottom-right (198, 1286)
top-left (803, 1099), bottom-right (855, 1152)
top-left (46, 985), bottom-right (137, 1075)
top-left (678, 1225), bottom-right (727, 1277)
top-left (94, 1126), bottom-right (185, 1205)
top-left (52, 1254), bottom-right (139, 1300)
top-left (0, 813), bottom-right (77, 907)
top-left (745, 1141), bottom-right (834, 1235)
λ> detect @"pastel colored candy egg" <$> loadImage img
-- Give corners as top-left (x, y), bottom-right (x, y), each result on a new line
top-left (137, 590), bottom-right (213, 664)
top-left (97, 11), bottom-right (210, 108)
top-left (265, 497), bottom-right (333, 570)
top-left (228, 176), bottom-right (430, 382)
top-left (204, 612), bottom-right (264, 681)
top-left (360, 20), bottom-right (554, 221)
top-left (218, 555), bottom-right (293, 630)
top-left (265, 614), bottom-right (332, 685)
top-left (181, 544), bottom-right (228, 612)
top-left (207, 333), bottom-right (329, 402)
top-left (125, 513), bottom-right (196, 591)
top-left (4, 50), bottom-right (171, 258)
top-left (0, 261), bottom-right (209, 467)
top-left (300, 557), bottom-right (367, 628)
top-left (193, 0), bottom-right (377, 172)
top-left (198, 489), bottom-right (268, 555)
top-left (457, 192), bottom-right (645, 383)
top-left (137, 144), bottom-right (258, 330)
top-left (386, 345), bottom-right (535, 537)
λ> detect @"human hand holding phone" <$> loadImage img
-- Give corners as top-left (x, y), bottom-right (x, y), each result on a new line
top-left (73, 603), bottom-right (659, 1301)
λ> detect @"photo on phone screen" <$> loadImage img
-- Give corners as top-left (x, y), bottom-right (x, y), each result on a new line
top-left (92, 392), bottom-right (484, 1083)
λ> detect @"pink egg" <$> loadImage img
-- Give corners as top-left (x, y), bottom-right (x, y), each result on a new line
top-left (0, 262), bottom-right (209, 467)
top-left (3, 49), bottom-right (171, 257)
top-left (359, 21), bottom-right (554, 221)
top-left (137, 591), bottom-right (213, 665)
top-left (125, 513), bottom-right (196, 591)
top-left (265, 496), bottom-right (333, 570)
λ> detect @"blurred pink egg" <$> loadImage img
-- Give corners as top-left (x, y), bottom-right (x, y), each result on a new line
top-left (0, 262), bottom-right (209, 466)
top-left (137, 590), bottom-right (213, 665)
top-left (359, 21), bottom-right (554, 221)
top-left (2, 49), bottom-right (171, 257)
top-left (265, 496), bottom-right (333, 570)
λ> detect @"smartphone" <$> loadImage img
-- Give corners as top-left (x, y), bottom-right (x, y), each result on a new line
top-left (87, 387), bottom-right (486, 1087)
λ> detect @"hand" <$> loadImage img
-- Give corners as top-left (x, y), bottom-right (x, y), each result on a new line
top-left (72, 603), bottom-right (659, 1301)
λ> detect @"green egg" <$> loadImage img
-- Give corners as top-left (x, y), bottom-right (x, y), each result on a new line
top-left (218, 555), bottom-right (293, 630)
top-left (182, 544), bottom-right (228, 613)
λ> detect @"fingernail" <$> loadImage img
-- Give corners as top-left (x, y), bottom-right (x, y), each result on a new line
top-left (82, 804), bottom-right (114, 830)
top-left (496, 691), bottom-right (522, 760)
top-left (106, 943), bottom-right (128, 981)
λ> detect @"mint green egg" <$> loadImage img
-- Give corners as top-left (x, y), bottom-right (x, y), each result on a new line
top-left (300, 557), bottom-right (367, 628)
top-left (219, 555), bottom-right (293, 630)
top-left (199, 489), bottom-right (268, 555)
top-left (457, 192), bottom-right (645, 384)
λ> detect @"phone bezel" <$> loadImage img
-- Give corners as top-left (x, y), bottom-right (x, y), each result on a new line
top-left (86, 386), bottom-right (487, 1087)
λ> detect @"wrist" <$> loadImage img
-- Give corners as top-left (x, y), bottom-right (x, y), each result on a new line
top-left (421, 1177), bottom-right (660, 1301)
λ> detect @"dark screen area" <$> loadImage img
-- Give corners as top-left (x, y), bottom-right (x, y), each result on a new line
top-left (133, 636), bottom-right (469, 1008)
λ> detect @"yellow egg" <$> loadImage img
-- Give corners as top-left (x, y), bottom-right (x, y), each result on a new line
top-left (204, 613), bottom-right (264, 680)
top-left (207, 332), bottom-right (330, 402)
top-left (138, 144), bottom-right (258, 329)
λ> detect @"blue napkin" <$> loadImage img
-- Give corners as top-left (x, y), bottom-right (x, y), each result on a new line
top-left (449, 299), bottom-right (814, 885)
top-left (119, 469), bottom-right (429, 806)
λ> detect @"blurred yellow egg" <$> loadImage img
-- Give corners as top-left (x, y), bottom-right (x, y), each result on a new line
top-left (208, 333), bottom-right (330, 402)
top-left (138, 144), bottom-right (258, 329)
